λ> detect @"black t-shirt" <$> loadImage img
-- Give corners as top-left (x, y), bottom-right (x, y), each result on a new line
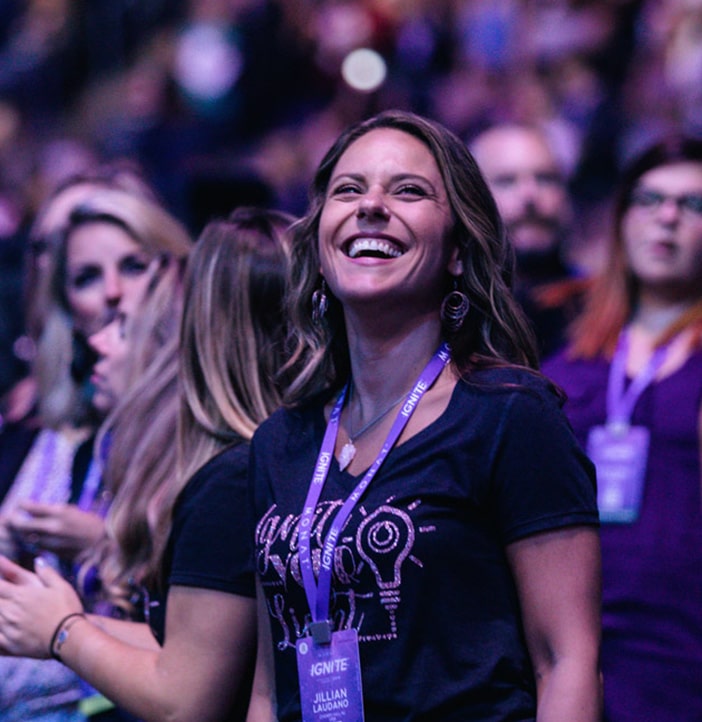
top-left (250, 368), bottom-right (598, 722)
top-left (149, 442), bottom-right (256, 645)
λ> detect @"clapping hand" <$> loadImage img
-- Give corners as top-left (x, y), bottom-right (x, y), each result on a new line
top-left (8, 501), bottom-right (105, 560)
top-left (0, 556), bottom-right (83, 658)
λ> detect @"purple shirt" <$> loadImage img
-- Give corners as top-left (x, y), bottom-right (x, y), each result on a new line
top-left (544, 348), bottom-right (702, 722)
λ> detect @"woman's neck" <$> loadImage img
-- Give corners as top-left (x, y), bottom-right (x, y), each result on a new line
top-left (345, 318), bottom-right (444, 418)
top-left (630, 292), bottom-right (694, 336)
top-left (626, 292), bottom-right (696, 376)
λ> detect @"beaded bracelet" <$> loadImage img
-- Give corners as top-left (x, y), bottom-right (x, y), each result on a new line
top-left (49, 612), bottom-right (86, 662)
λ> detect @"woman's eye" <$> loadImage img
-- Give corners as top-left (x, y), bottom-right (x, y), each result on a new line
top-left (331, 183), bottom-right (362, 196)
top-left (120, 256), bottom-right (150, 275)
top-left (396, 184), bottom-right (426, 196)
top-left (71, 268), bottom-right (100, 289)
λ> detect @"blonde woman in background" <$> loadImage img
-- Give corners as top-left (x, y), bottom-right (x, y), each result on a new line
top-left (0, 208), bottom-right (294, 722)
top-left (2, 163), bottom-right (161, 429)
top-left (2, 186), bottom-right (191, 564)
top-left (0, 185), bottom-right (191, 722)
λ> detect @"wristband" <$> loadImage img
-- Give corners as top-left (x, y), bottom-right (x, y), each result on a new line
top-left (49, 612), bottom-right (86, 662)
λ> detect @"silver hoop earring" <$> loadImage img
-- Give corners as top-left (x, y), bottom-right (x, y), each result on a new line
top-left (312, 280), bottom-right (328, 325)
top-left (441, 282), bottom-right (470, 332)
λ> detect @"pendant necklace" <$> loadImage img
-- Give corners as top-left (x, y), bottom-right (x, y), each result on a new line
top-left (338, 384), bottom-right (409, 472)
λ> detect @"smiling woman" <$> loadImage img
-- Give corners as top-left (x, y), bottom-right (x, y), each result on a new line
top-left (317, 128), bottom-right (458, 320)
top-left (543, 136), bottom-right (702, 722)
top-left (249, 110), bottom-right (601, 722)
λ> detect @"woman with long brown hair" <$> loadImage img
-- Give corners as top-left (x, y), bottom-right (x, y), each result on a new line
top-left (248, 110), bottom-right (601, 721)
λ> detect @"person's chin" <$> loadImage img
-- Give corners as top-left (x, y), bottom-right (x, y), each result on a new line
top-left (511, 232), bottom-right (559, 254)
top-left (508, 219), bottom-right (561, 253)
top-left (91, 394), bottom-right (113, 416)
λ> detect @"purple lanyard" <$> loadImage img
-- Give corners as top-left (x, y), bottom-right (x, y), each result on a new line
top-left (78, 432), bottom-right (112, 516)
top-left (30, 431), bottom-right (58, 502)
top-left (606, 329), bottom-right (671, 426)
top-left (77, 459), bottom-right (102, 513)
top-left (298, 343), bottom-right (451, 628)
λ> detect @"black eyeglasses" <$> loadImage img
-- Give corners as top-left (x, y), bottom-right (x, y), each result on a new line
top-left (629, 188), bottom-right (702, 217)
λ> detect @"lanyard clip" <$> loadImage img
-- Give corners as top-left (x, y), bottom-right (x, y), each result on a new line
top-left (308, 620), bottom-right (332, 646)
top-left (607, 420), bottom-right (630, 437)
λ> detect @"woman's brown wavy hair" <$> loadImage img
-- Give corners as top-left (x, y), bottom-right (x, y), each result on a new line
top-left (280, 109), bottom-right (539, 404)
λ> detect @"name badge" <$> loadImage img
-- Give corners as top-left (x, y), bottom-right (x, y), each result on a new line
top-left (587, 423), bottom-right (649, 523)
top-left (297, 628), bottom-right (365, 722)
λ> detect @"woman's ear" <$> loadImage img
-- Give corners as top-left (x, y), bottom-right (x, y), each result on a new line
top-left (447, 245), bottom-right (463, 276)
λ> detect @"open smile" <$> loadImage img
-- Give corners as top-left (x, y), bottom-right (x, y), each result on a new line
top-left (345, 235), bottom-right (406, 259)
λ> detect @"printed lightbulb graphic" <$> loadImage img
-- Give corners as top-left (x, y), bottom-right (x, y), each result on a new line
top-left (356, 505), bottom-right (415, 610)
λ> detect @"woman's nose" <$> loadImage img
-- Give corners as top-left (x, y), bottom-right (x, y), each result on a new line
top-left (104, 270), bottom-right (123, 306)
top-left (357, 189), bottom-right (389, 221)
top-left (654, 196), bottom-right (684, 225)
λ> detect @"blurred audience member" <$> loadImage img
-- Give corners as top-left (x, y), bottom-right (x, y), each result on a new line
top-left (2, 162), bottom-right (160, 427)
top-left (471, 123), bottom-right (588, 358)
top-left (543, 136), bottom-right (702, 722)
top-left (0, 206), bottom-right (293, 722)
top-left (0, 184), bottom-right (190, 722)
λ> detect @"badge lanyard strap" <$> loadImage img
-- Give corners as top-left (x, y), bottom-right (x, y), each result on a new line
top-left (606, 329), bottom-right (671, 426)
top-left (30, 431), bottom-right (58, 502)
top-left (298, 343), bottom-right (451, 628)
top-left (76, 432), bottom-right (112, 516)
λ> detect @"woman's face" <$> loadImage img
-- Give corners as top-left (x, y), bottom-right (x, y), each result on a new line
top-left (65, 221), bottom-right (157, 335)
top-left (318, 128), bottom-right (461, 318)
top-left (88, 313), bottom-right (131, 415)
top-left (622, 161), bottom-right (702, 296)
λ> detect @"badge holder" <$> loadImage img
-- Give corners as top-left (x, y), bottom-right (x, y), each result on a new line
top-left (587, 422), bottom-right (649, 523)
top-left (297, 622), bottom-right (365, 722)
top-left (590, 330), bottom-right (672, 524)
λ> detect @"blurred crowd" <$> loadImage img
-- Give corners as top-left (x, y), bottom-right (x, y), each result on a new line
top-left (0, 3), bottom-right (700, 719)
top-left (1, 0), bottom-right (702, 394)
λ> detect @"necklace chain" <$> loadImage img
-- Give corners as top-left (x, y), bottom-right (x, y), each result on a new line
top-left (347, 389), bottom-right (407, 443)
top-left (338, 382), bottom-right (412, 472)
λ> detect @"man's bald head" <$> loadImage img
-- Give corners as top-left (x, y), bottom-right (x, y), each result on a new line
top-left (471, 125), bottom-right (572, 254)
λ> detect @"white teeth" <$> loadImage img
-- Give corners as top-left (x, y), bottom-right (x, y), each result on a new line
top-left (348, 238), bottom-right (403, 258)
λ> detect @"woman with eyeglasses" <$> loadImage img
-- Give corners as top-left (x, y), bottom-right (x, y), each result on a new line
top-left (543, 136), bottom-right (702, 722)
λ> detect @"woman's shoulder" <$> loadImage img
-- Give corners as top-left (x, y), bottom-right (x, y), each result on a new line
top-left (171, 442), bottom-right (252, 529)
top-left (541, 349), bottom-right (609, 392)
top-left (460, 365), bottom-right (559, 402)
top-left (199, 441), bottom-right (250, 475)
top-left (451, 365), bottom-right (570, 431)
top-left (181, 441), bottom-right (251, 502)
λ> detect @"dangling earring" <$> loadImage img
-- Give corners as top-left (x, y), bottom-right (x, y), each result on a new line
top-left (441, 279), bottom-right (470, 332)
top-left (312, 279), bottom-right (328, 325)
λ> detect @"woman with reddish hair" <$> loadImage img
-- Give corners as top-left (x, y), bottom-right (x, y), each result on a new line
top-left (544, 136), bottom-right (702, 722)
